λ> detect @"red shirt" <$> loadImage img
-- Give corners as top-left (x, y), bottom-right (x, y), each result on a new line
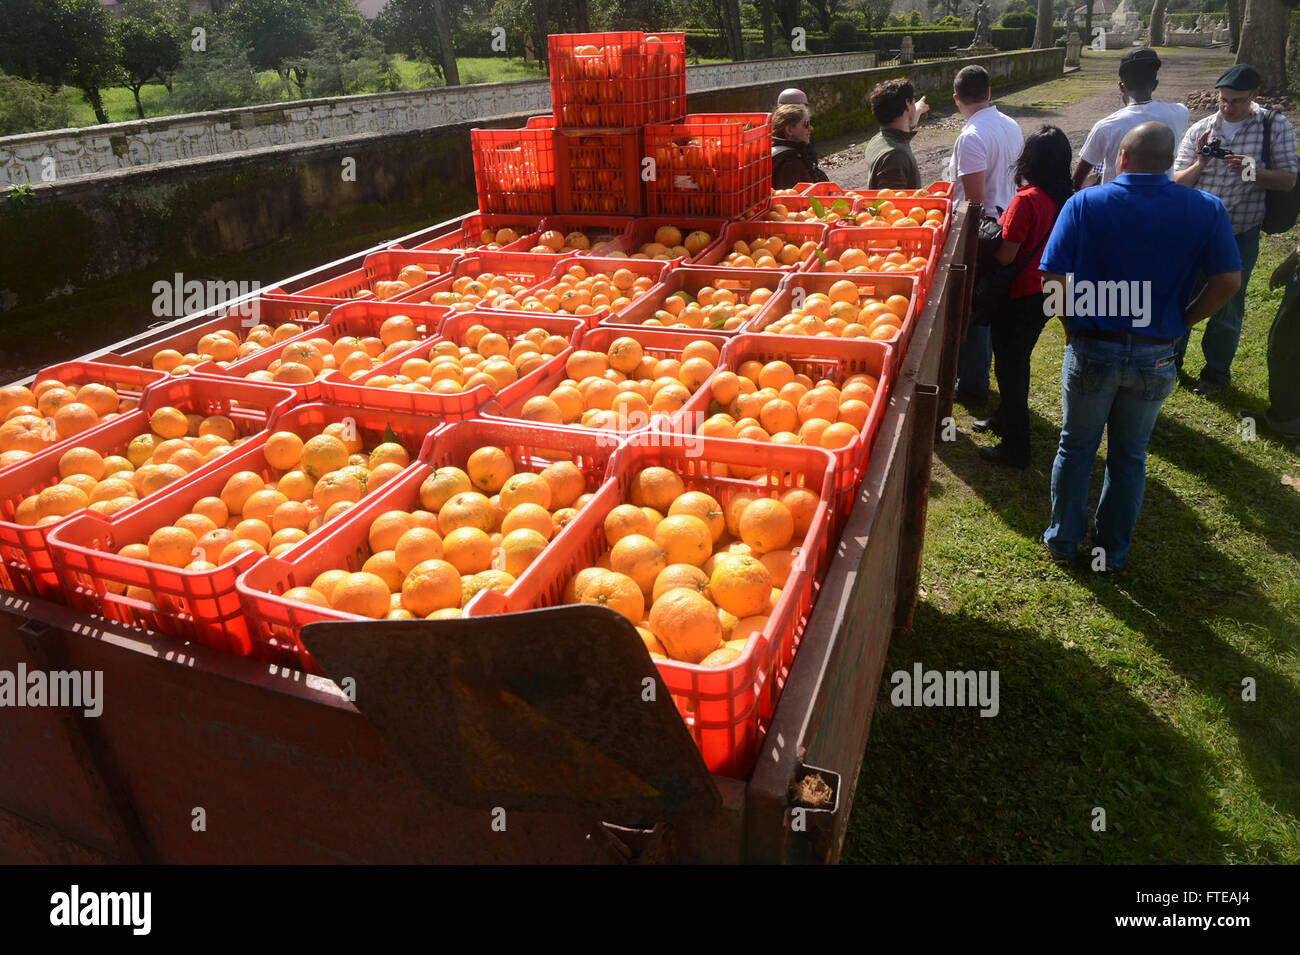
top-left (999, 184), bottom-right (1061, 299)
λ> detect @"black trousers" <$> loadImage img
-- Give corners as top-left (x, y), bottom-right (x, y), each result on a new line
top-left (990, 292), bottom-right (1049, 458)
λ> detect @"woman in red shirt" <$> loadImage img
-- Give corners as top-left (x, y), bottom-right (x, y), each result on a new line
top-left (978, 125), bottom-right (1073, 467)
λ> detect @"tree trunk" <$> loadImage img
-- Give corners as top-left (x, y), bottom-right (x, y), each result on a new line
top-left (1228, 0), bottom-right (1242, 53)
top-left (1149, 0), bottom-right (1166, 46)
top-left (1239, 0), bottom-right (1289, 93)
top-left (431, 0), bottom-right (461, 87)
top-left (83, 86), bottom-right (109, 124)
top-left (1033, 0), bottom-right (1054, 47)
top-left (723, 0), bottom-right (744, 60)
top-left (1085, 0), bottom-right (1094, 42)
top-left (758, 0), bottom-right (775, 58)
top-left (132, 85), bottom-right (145, 119)
top-left (574, 0), bottom-right (589, 32)
top-left (812, 0), bottom-right (831, 33)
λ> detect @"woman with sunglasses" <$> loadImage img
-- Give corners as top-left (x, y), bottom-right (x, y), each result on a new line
top-left (771, 104), bottom-right (829, 189)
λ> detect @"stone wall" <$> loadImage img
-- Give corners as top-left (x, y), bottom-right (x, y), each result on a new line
top-left (0, 51), bottom-right (877, 187)
top-left (0, 47), bottom-right (1062, 316)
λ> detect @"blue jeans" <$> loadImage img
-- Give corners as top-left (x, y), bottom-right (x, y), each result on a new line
top-left (1043, 334), bottom-right (1179, 570)
top-left (1175, 226), bottom-right (1259, 386)
top-left (956, 323), bottom-right (991, 399)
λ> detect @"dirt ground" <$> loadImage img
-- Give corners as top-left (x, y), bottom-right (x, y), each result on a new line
top-left (817, 46), bottom-right (1279, 188)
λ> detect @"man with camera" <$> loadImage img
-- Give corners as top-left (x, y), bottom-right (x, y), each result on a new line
top-left (1173, 64), bottom-right (1298, 396)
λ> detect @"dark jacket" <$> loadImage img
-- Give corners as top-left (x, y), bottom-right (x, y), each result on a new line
top-left (771, 137), bottom-right (830, 189)
top-left (863, 126), bottom-right (921, 190)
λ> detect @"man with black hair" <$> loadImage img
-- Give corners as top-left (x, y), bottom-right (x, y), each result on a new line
top-left (1073, 47), bottom-right (1188, 190)
top-left (863, 78), bottom-right (930, 190)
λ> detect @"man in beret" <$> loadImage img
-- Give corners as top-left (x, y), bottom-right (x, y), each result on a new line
top-left (1074, 48), bottom-right (1188, 189)
top-left (1173, 64), bottom-right (1299, 396)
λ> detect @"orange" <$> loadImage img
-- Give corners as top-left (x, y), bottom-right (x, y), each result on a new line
top-left (362, 551), bottom-right (404, 593)
top-left (442, 526), bottom-right (493, 575)
top-left (563, 566), bottom-right (608, 604)
top-left (36, 387), bottom-right (77, 418)
top-left (369, 510), bottom-right (417, 552)
top-left (150, 406), bottom-right (190, 439)
top-left (539, 461), bottom-right (585, 509)
top-left (175, 513), bottom-right (217, 538)
top-left (148, 526), bottom-right (198, 568)
top-left (330, 572), bottom-right (391, 619)
top-left (580, 570), bottom-right (645, 625)
top-left (780, 488), bottom-right (819, 536)
top-left (498, 472), bottom-right (551, 511)
top-left (738, 498), bottom-right (794, 554)
top-left (723, 492), bottom-right (758, 537)
top-left (400, 559), bottom-right (462, 616)
top-left (700, 646), bottom-right (741, 667)
top-left (233, 518), bottom-right (273, 550)
top-left (603, 503), bottom-right (656, 544)
top-left (648, 588), bottom-right (723, 664)
top-left (283, 586), bottom-right (330, 609)
top-left (653, 514), bottom-right (712, 567)
top-left (220, 470), bottom-right (266, 515)
top-left (196, 528), bottom-right (236, 564)
top-left (437, 491), bottom-right (495, 535)
top-left (126, 434), bottom-right (158, 468)
top-left (709, 555), bottom-right (772, 617)
top-left (58, 446), bottom-right (105, 480)
top-left (278, 470), bottom-right (315, 502)
top-left (466, 446), bottom-right (514, 493)
top-left (312, 472), bottom-right (362, 512)
top-left (629, 466), bottom-right (685, 512)
top-left (199, 415), bottom-right (237, 442)
top-left (191, 496), bottom-right (229, 527)
top-left (500, 502), bottom-right (553, 540)
top-left (758, 360), bottom-right (795, 391)
top-left (269, 528), bottom-right (307, 551)
top-left (242, 489), bottom-right (288, 525)
top-left (652, 563), bottom-right (711, 603)
top-left (0, 385), bottom-right (36, 419)
top-left (369, 442), bottom-right (409, 471)
top-left (311, 569), bottom-right (350, 602)
top-left (271, 500), bottom-right (312, 532)
top-left (35, 483), bottom-right (89, 519)
top-left (461, 569), bottom-right (516, 607)
top-left (54, 403), bottom-right (99, 439)
top-left (394, 527), bottom-right (444, 575)
top-left (610, 534), bottom-right (667, 596)
top-left (419, 466), bottom-right (473, 511)
top-left (821, 421), bottom-right (859, 450)
top-left (499, 528), bottom-right (548, 576)
top-left (759, 549), bottom-right (797, 587)
top-left (300, 434), bottom-right (349, 481)
top-left (264, 431), bottom-right (304, 471)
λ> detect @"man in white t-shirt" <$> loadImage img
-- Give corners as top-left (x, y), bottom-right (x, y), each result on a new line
top-left (1074, 47), bottom-right (1188, 189)
top-left (947, 64), bottom-right (1025, 402)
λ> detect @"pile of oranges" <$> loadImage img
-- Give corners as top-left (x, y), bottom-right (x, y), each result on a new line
top-left (8, 406), bottom-right (247, 526)
top-left (518, 337), bottom-right (718, 430)
top-left (0, 378), bottom-right (129, 465)
top-left (349, 264), bottom-right (442, 303)
top-left (428, 270), bottom-right (549, 312)
top-left (638, 283), bottom-right (771, 330)
top-left (272, 448), bottom-right (591, 619)
top-left (762, 200), bottom-right (862, 226)
top-left (349, 323), bottom-right (570, 397)
top-left (760, 281), bottom-right (910, 340)
top-left (118, 421), bottom-right (414, 587)
top-left (564, 467), bottom-right (819, 667)
top-left (856, 199), bottom-right (945, 230)
top-left (235, 315), bottom-right (430, 386)
top-left (717, 234), bottom-right (819, 270)
top-left (611, 225), bottom-right (713, 261)
top-left (147, 321), bottom-right (325, 377)
top-left (510, 264), bottom-right (658, 318)
top-left (821, 247), bottom-right (931, 275)
top-left (697, 359), bottom-right (878, 455)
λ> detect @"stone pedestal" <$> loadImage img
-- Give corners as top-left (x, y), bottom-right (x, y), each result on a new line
top-left (964, 44), bottom-right (997, 55)
top-left (900, 34), bottom-right (914, 65)
top-left (1065, 30), bottom-right (1082, 66)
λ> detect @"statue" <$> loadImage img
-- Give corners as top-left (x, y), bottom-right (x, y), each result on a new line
top-left (972, 0), bottom-right (993, 48)
top-left (1065, 7), bottom-right (1077, 36)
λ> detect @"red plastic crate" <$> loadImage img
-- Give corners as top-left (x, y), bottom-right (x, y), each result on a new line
top-left (691, 220), bottom-right (828, 271)
top-left (747, 272), bottom-right (919, 359)
top-left (471, 124), bottom-right (557, 216)
top-left (403, 251), bottom-right (566, 311)
top-left (605, 266), bottom-right (786, 334)
top-left (812, 226), bottom-right (939, 304)
top-left (95, 297), bottom-right (336, 376)
top-left (854, 195), bottom-right (952, 238)
top-left (924, 180), bottom-right (953, 197)
top-left (758, 193), bottom-right (877, 227)
top-left (237, 419), bottom-right (619, 672)
top-left (189, 300), bottom-right (450, 400)
top-left (534, 214), bottom-right (636, 256)
top-left (482, 324), bottom-right (732, 436)
top-left (596, 216), bottom-right (727, 263)
top-left (555, 128), bottom-right (644, 215)
top-left (676, 333), bottom-right (892, 527)
top-left (263, 249), bottom-right (464, 304)
top-left (481, 430), bottom-right (836, 777)
top-left (321, 310), bottom-right (584, 419)
top-left (395, 213), bottom-right (548, 254)
top-left (549, 32), bottom-right (686, 129)
top-left (644, 113), bottom-right (772, 218)
top-left (0, 378), bottom-right (293, 601)
top-left (518, 255), bottom-right (670, 327)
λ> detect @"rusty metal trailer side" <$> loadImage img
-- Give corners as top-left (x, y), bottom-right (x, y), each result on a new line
top-left (0, 207), bottom-right (974, 865)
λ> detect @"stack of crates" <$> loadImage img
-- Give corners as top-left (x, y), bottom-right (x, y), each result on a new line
top-left (470, 32), bottom-right (771, 220)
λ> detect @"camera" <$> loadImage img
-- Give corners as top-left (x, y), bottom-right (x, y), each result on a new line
top-left (1199, 138), bottom-right (1230, 159)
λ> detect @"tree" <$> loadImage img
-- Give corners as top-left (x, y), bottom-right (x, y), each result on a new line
top-left (114, 13), bottom-right (182, 118)
top-left (0, 0), bottom-right (121, 124)
top-left (1085, 0), bottom-right (1094, 45)
top-left (430, 0), bottom-right (461, 85)
top-left (1034, 0), bottom-right (1055, 46)
top-left (717, 0), bottom-right (745, 59)
top-left (1227, 0), bottom-right (1242, 51)
top-left (170, 31), bottom-right (260, 110)
top-left (856, 0), bottom-right (894, 32)
top-left (227, 0), bottom-right (318, 82)
top-left (1148, 0), bottom-right (1167, 45)
top-left (1238, 0), bottom-right (1290, 92)
top-left (0, 70), bottom-right (73, 135)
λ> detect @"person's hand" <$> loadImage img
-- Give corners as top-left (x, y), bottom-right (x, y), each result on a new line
top-left (915, 96), bottom-right (929, 119)
top-left (1194, 128), bottom-right (1212, 164)
top-left (1270, 249), bottom-right (1299, 290)
top-left (1225, 152), bottom-right (1250, 175)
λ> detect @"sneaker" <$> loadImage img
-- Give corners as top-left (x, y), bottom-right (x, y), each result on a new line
top-left (1193, 379), bottom-right (1225, 397)
top-left (979, 443), bottom-right (1028, 468)
top-left (972, 416), bottom-right (1002, 435)
top-left (1040, 537), bottom-right (1073, 567)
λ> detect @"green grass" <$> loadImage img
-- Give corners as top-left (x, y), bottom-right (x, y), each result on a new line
top-left (842, 233), bottom-right (1300, 863)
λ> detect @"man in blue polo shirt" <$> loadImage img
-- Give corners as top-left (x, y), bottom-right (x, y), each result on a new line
top-left (1038, 123), bottom-right (1242, 572)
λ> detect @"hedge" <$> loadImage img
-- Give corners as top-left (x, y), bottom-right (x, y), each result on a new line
top-left (681, 26), bottom-right (1049, 59)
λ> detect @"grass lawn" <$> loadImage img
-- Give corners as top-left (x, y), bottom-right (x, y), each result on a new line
top-left (843, 232), bottom-right (1300, 863)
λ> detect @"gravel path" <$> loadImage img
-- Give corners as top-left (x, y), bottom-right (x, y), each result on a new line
top-left (819, 46), bottom-right (1259, 188)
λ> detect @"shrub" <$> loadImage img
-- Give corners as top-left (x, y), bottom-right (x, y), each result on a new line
top-left (0, 71), bottom-right (73, 134)
top-left (829, 19), bottom-right (858, 52)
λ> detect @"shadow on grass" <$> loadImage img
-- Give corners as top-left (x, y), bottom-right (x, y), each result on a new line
top-left (843, 604), bottom-right (1239, 863)
top-left (935, 431), bottom-right (1300, 828)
